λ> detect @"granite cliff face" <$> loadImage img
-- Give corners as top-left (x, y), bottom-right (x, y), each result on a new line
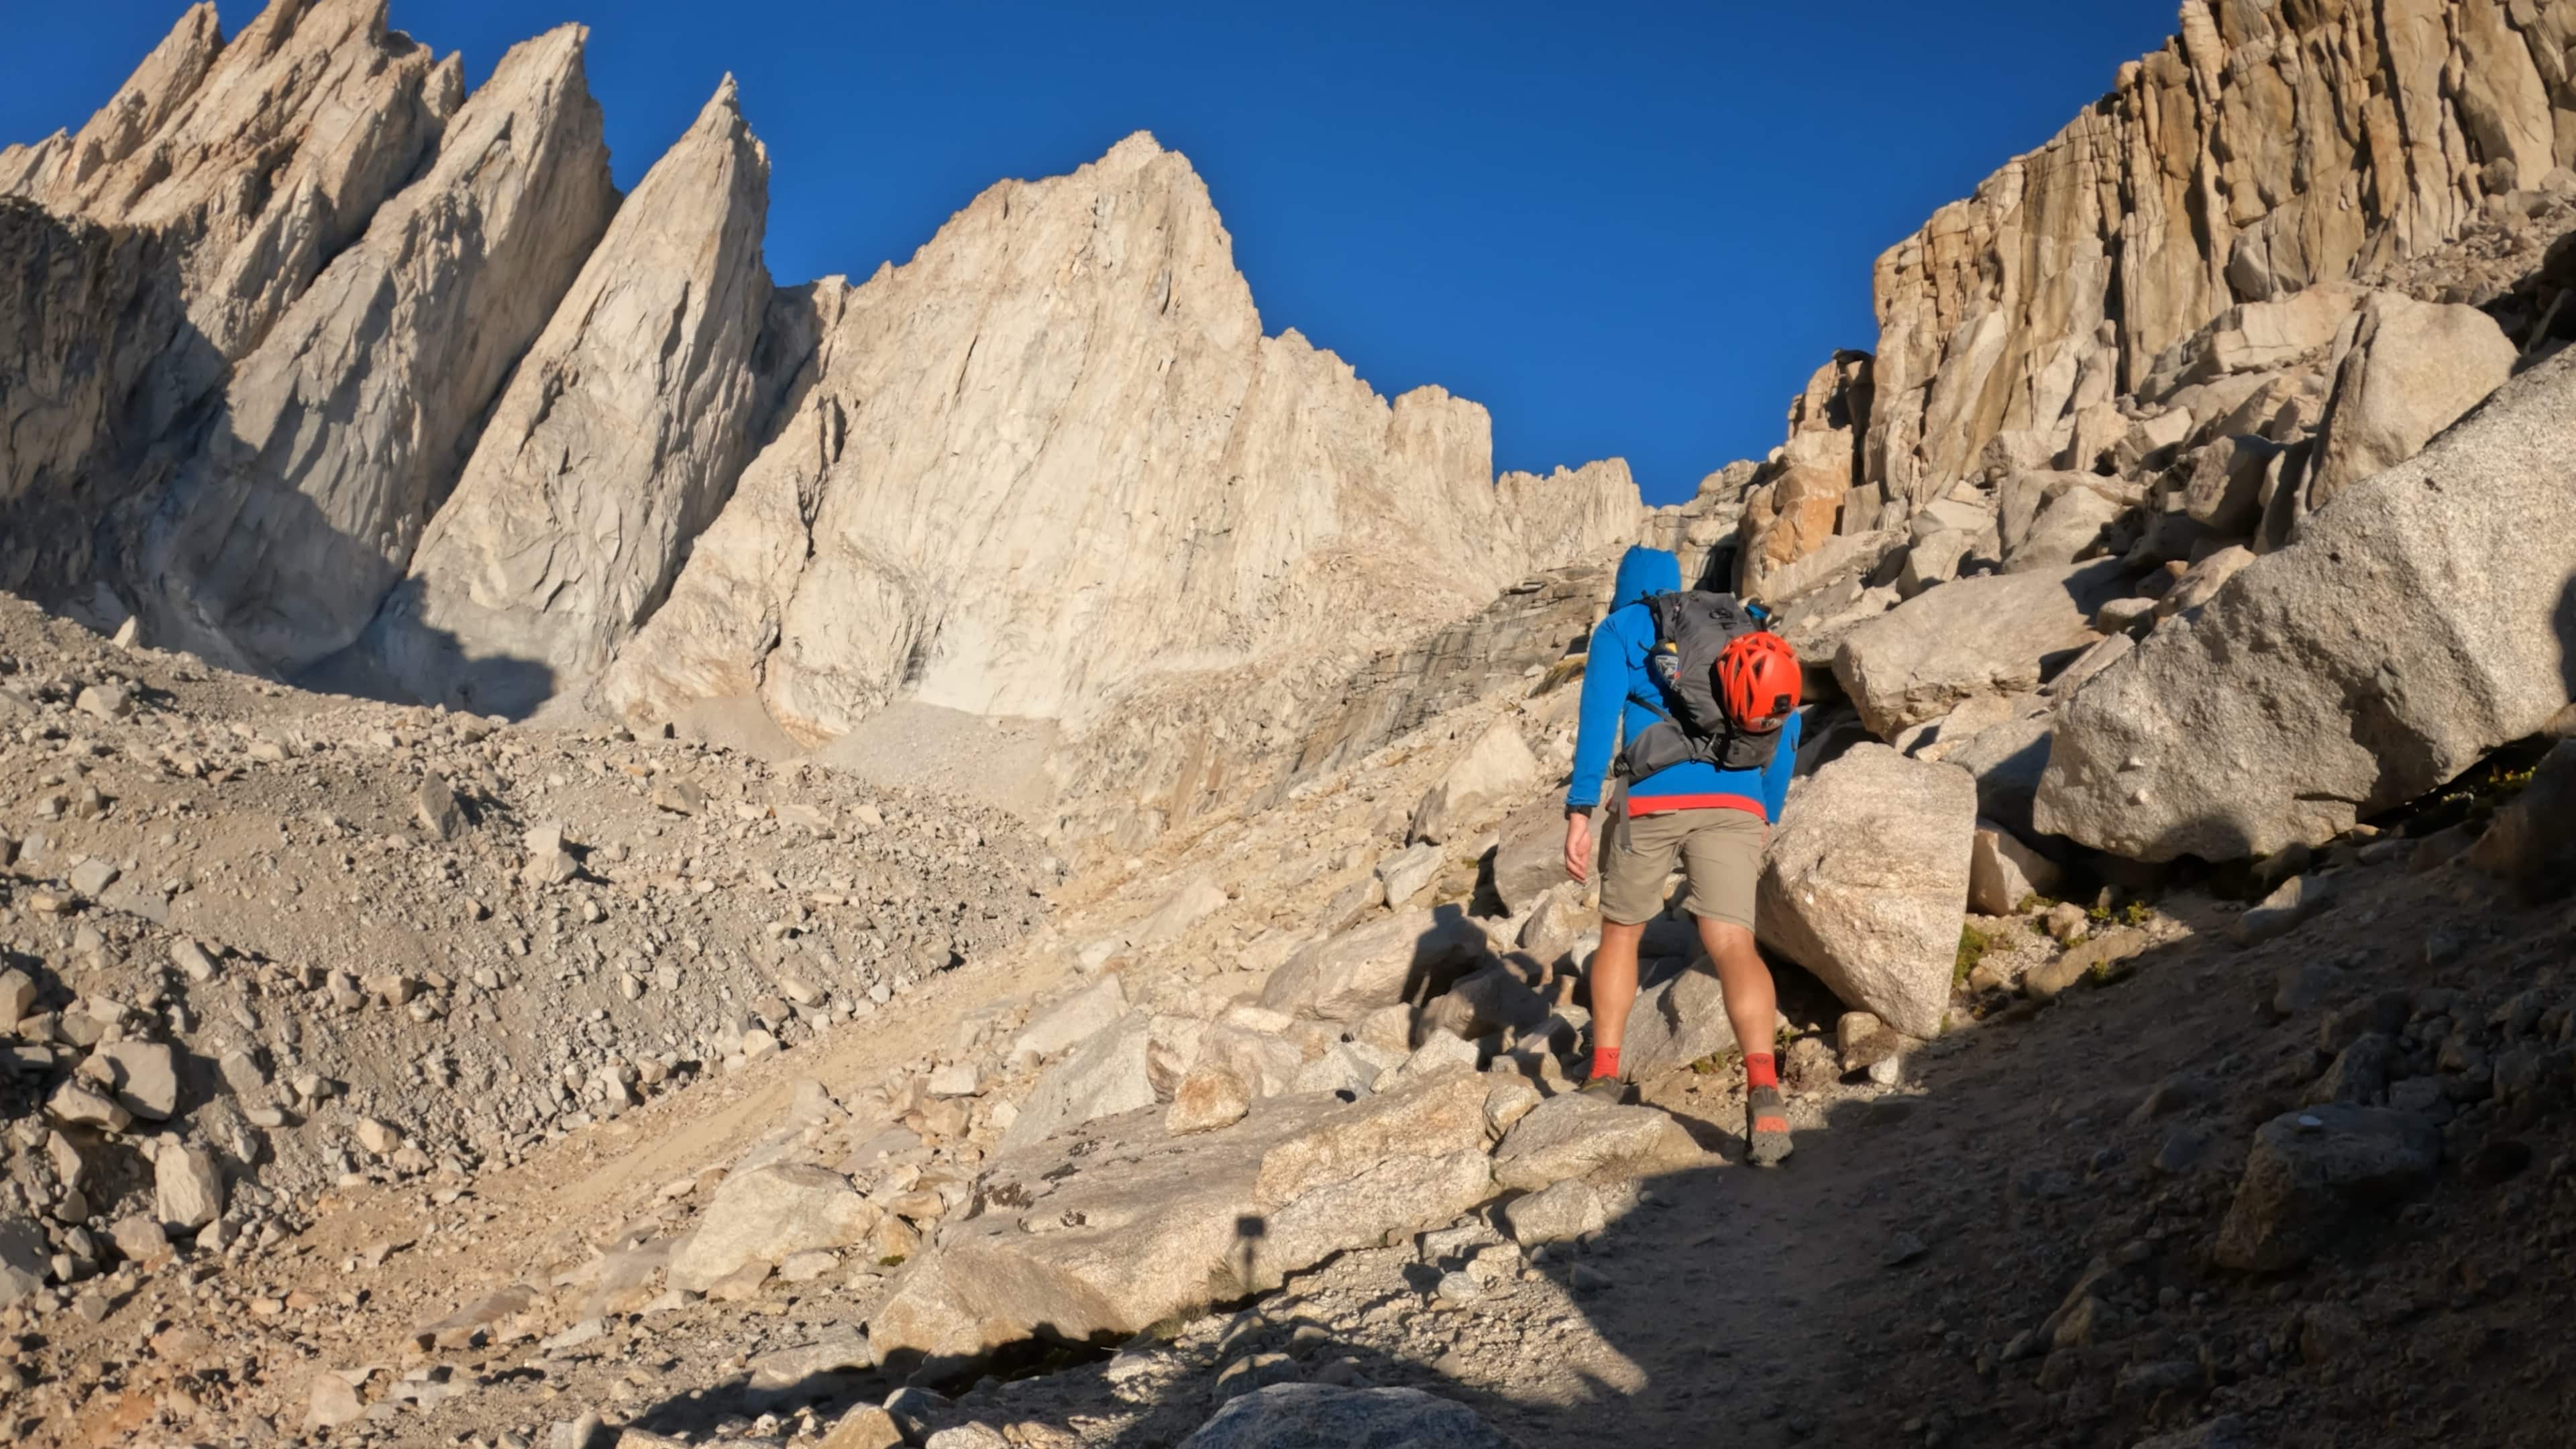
top-left (1852, 0), bottom-right (2576, 524)
top-left (602, 135), bottom-right (1637, 751)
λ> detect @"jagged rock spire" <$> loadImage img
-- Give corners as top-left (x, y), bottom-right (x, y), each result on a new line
top-left (350, 70), bottom-right (784, 715)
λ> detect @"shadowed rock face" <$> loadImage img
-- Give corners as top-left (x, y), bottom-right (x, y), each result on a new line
top-left (5, 1), bottom-right (460, 378)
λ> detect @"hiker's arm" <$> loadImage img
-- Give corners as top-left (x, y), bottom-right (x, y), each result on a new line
top-left (1760, 708), bottom-right (1805, 826)
top-left (1563, 612), bottom-right (1635, 812)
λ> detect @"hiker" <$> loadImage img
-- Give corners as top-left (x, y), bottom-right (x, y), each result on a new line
top-left (1562, 545), bottom-right (1804, 1165)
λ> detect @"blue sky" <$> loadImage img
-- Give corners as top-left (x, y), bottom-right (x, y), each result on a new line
top-left (8, 1), bottom-right (2181, 504)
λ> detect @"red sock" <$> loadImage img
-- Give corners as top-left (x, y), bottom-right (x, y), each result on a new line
top-left (1589, 1046), bottom-right (1622, 1081)
top-left (1744, 1053), bottom-right (1778, 1090)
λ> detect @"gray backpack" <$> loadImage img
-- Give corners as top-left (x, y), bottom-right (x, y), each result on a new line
top-left (1619, 591), bottom-right (1783, 780)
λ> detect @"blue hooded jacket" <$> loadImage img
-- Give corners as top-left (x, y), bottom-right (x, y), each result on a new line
top-left (1565, 545), bottom-right (1802, 820)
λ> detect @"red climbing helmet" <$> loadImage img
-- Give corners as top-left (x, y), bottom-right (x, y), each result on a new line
top-left (1716, 631), bottom-right (1803, 735)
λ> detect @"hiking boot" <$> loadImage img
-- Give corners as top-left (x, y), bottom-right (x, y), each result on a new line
top-left (1579, 1073), bottom-right (1630, 1106)
top-left (1746, 1085), bottom-right (1792, 1167)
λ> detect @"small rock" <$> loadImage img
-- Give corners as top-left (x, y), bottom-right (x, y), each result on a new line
top-left (1167, 1061), bottom-right (1253, 1136)
top-left (75, 684), bottom-right (133, 720)
top-left (2233, 873), bottom-right (2339, 945)
top-left (523, 822), bottom-right (580, 886)
top-left (305, 1372), bottom-right (365, 1431)
top-left (1176, 1385), bottom-right (1519, 1448)
top-left (168, 938), bottom-right (220, 982)
top-left (154, 1144), bottom-right (225, 1230)
top-left (0, 968), bottom-right (34, 1025)
top-left (651, 780), bottom-right (708, 816)
top-left (110, 1213), bottom-right (169, 1263)
top-left (820, 1405), bottom-right (906, 1449)
top-left (2214, 1106), bottom-right (2441, 1271)
top-left (48, 1080), bottom-right (131, 1132)
top-left (778, 1250), bottom-right (841, 1284)
top-left (1213, 1351), bottom-right (1301, 1402)
top-left (1431, 1271), bottom-right (1482, 1305)
top-left (94, 1040), bottom-right (181, 1119)
top-left (2043, 902), bottom-right (2088, 943)
top-left (415, 774), bottom-right (464, 840)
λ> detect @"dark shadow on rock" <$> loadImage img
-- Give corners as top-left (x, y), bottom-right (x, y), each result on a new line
top-left (0, 197), bottom-right (576, 714)
top-left (294, 608), bottom-right (560, 721)
top-left (2558, 572), bottom-right (2576, 707)
top-left (1400, 902), bottom-right (1489, 1011)
top-left (0, 199), bottom-right (223, 608)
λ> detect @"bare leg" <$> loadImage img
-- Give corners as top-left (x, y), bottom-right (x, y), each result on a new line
top-left (1695, 917), bottom-right (1778, 1061)
top-left (1589, 920), bottom-right (1648, 1060)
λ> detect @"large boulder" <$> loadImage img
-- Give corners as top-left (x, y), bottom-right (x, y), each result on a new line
top-left (1128, 873), bottom-right (1229, 948)
top-left (1939, 710), bottom-right (2057, 841)
top-left (2180, 435), bottom-right (2289, 537)
top-left (1491, 1091), bottom-right (1703, 1190)
top-left (1756, 746), bottom-right (1976, 1038)
top-left (1012, 975), bottom-right (1128, 1059)
top-left (998, 1010), bottom-right (1158, 1154)
top-left (1258, 908), bottom-right (1490, 1022)
top-left (669, 1163), bottom-right (880, 1291)
top-left (2036, 349), bottom-right (2576, 861)
top-left (1410, 720), bottom-right (1541, 844)
top-left (1615, 959), bottom-right (1738, 1081)
top-left (2138, 286), bottom-right (2357, 398)
top-left (1488, 800), bottom-right (1579, 914)
top-left (2000, 476), bottom-right (2133, 572)
top-left (1179, 1385), bottom-right (1523, 1448)
top-left (1832, 561), bottom-right (2129, 737)
top-left (1415, 962), bottom-right (1548, 1046)
top-left (2304, 292), bottom-right (2518, 513)
top-left (871, 1074), bottom-right (1497, 1377)
top-left (2214, 1107), bottom-right (2441, 1271)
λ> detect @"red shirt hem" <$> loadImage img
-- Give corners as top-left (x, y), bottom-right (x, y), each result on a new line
top-left (1624, 792), bottom-right (1768, 822)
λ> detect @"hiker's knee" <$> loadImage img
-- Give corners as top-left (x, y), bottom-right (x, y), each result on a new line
top-left (1599, 918), bottom-right (1648, 947)
top-left (1695, 917), bottom-right (1759, 962)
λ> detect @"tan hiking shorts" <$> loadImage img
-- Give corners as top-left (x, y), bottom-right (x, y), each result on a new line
top-left (1597, 806), bottom-right (1764, 930)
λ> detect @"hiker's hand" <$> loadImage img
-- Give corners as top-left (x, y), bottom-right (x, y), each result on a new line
top-left (1564, 812), bottom-right (1593, 883)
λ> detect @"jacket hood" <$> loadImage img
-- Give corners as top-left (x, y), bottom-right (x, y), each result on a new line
top-left (1609, 545), bottom-right (1680, 612)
